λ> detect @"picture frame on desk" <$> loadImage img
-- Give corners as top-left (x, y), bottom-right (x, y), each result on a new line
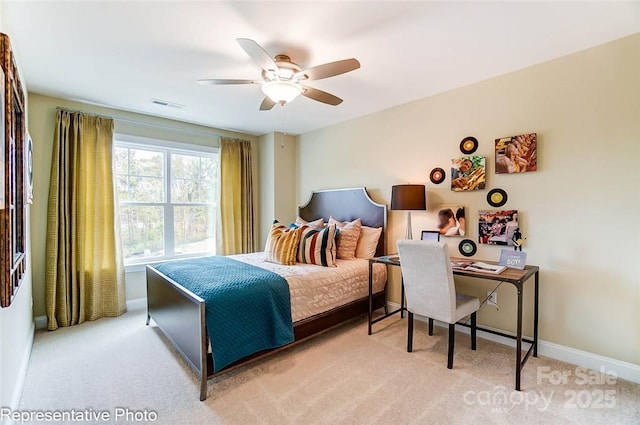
top-left (499, 249), bottom-right (527, 270)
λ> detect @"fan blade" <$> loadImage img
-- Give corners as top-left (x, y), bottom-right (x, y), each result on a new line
top-left (302, 86), bottom-right (343, 106)
top-left (236, 38), bottom-right (278, 72)
top-left (197, 79), bottom-right (258, 85)
top-left (259, 96), bottom-right (277, 111)
top-left (296, 58), bottom-right (360, 81)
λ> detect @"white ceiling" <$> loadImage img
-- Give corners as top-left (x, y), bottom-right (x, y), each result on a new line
top-left (3, 1), bottom-right (639, 136)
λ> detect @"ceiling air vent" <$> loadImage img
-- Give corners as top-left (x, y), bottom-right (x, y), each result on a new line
top-left (151, 98), bottom-right (185, 109)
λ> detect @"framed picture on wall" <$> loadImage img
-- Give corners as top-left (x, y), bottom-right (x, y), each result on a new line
top-left (495, 133), bottom-right (537, 173)
top-left (0, 66), bottom-right (5, 210)
top-left (423, 204), bottom-right (466, 237)
top-left (451, 156), bottom-right (485, 191)
top-left (478, 210), bottom-right (518, 246)
top-left (25, 133), bottom-right (33, 204)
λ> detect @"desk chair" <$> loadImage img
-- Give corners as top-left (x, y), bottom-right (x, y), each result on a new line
top-left (397, 240), bottom-right (480, 369)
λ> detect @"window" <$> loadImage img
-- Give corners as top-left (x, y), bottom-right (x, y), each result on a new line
top-left (114, 138), bottom-right (218, 264)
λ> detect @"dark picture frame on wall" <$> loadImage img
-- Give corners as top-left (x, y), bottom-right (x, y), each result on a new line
top-left (0, 65), bottom-right (5, 210)
top-left (1, 33), bottom-right (28, 307)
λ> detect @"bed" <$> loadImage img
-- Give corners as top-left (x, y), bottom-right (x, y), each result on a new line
top-left (146, 187), bottom-right (388, 400)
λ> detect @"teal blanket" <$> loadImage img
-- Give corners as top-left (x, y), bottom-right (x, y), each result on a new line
top-left (154, 256), bottom-right (294, 372)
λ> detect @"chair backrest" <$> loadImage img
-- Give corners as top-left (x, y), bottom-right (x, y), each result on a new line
top-left (397, 240), bottom-right (457, 323)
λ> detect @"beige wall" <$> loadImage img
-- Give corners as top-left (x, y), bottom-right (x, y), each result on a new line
top-left (258, 131), bottom-right (297, 249)
top-left (27, 93), bottom-right (259, 315)
top-left (258, 132), bottom-right (275, 248)
top-left (298, 34), bottom-right (640, 365)
top-left (0, 20), bottom-right (35, 412)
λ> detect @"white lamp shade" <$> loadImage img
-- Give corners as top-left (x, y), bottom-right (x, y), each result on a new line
top-left (262, 81), bottom-right (303, 104)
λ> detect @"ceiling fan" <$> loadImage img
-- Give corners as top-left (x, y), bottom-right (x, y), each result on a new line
top-left (198, 38), bottom-right (360, 110)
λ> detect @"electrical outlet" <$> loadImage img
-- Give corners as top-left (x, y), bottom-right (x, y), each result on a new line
top-left (487, 291), bottom-right (498, 307)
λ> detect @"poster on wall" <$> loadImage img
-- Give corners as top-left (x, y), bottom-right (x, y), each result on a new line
top-left (25, 134), bottom-right (33, 204)
top-left (495, 133), bottom-right (537, 174)
top-left (0, 66), bottom-right (4, 210)
top-left (478, 210), bottom-right (518, 246)
top-left (424, 204), bottom-right (466, 237)
top-left (451, 156), bottom-right (485, 192)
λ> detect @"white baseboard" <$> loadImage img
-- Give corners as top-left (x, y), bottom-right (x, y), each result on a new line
top-left (126, 297), bottom-right (147, 311)
top-left (386, 302), bottom-right (640, 384)
top-left (34, 315), bottom-right (47, 330)
top-left (34, 298), bottom-right (147, 330)
top-left (7, 322), bottom-right (35, 421)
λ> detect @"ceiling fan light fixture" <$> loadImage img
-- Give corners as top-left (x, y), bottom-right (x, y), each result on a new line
top-left (261, 80), bottom-right (302, 104)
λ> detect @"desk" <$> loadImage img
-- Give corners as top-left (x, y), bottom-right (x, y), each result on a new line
top-left (368, 255), bottom-right (405, 335)
top-left (368, 255), bottom-right (540, 391)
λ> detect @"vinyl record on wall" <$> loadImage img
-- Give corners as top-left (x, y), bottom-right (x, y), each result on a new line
top-left (460, 136), bottom-right (479, 155)
top-left (429, 167), bottom-right (446, 184)
top-left (487, 188), bottom-right (508, 207)
top-left (458, 239), bottom-right (477, 257)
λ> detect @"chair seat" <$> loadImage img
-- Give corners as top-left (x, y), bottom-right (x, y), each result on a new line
top-left (453, 293), bottom-right (480, 323)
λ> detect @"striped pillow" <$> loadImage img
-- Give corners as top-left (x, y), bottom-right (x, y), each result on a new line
top-left (329, 217), bottom-right (362, 260)
top-left (297, 224), bottom-right (337, 267)
top-left (265, 222), bottom-right (301, 265)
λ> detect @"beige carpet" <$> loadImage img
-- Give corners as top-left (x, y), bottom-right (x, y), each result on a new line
top-left (19, 304), bottom-right (640, 425)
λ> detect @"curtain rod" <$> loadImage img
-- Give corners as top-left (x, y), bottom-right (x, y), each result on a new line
top-left (55, 106), bottom-right (249, 139)
top-left (113, 116), bottom-right (228, 138)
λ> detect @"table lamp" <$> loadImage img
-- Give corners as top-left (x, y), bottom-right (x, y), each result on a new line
top-left (391, 184), bottom-right (426, 240)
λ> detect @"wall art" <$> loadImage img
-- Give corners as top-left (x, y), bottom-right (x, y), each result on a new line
top-left (424, 204), bottom-right (466, 237)
top-left (478, 209), bottom-right (518, 246)
top-left (451, 156), bottom-right (485, 191)
top-left (495, 133), bottom-right (537, 174)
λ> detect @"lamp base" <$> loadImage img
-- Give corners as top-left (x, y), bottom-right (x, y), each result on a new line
top-left (405, 211), bottom-right (412, 240)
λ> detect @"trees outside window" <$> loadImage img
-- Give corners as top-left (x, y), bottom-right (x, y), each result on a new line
top-left (114, 141), bottom-right (218, 264)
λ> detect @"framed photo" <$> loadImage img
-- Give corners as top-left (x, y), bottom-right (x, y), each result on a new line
top-left (423, 204), bottom-right (466, 237)
top-left (0, 66), bottom-right (5, 210)
top-left (478, 210), bottom-right (518, 246)
top-left (495, 133), bottom-right (537, 174)
top-left (451, 156), bottom-right (485, 191)
top-left (25, 133), bottom-right (33, 204)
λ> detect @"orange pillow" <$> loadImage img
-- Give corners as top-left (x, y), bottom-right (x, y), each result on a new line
top-left (329, 217), bottom-right (362, 260)
top-left (356, 226), bottom-right (382, 259)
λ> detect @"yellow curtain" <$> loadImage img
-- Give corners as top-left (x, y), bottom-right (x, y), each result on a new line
top-left (218, 138), bottom-right (255, 255)
top-left (45, 110), bottom-right (126, 330)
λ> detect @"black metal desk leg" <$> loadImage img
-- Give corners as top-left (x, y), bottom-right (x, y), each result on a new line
top-left (368, 261), bottom-right (373, 335)
top-left (534, 271), bottom-right (539, 357)
top-left (516, 285), bottom-right (523, 391)
top-left (400, 277), bottom-right (405, 319)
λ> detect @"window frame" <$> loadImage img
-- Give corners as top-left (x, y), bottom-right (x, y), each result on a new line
top-left (114, 134), bottom-right (219, 272)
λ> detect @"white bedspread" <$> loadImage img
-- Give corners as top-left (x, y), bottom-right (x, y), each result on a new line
top-left (230, 253), bottom-right (387, 323)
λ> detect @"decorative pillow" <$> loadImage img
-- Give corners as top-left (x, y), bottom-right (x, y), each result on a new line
top-left (265, 222), bottom-right (301, 265)
top-left (295, 216), bottom-right (325, 228)
top-left (329, 217), bottom-right (362, 260)
top-left (297, 224), bottom-right (337, 267)
top-left (356, 226), bottom-right (383, 259)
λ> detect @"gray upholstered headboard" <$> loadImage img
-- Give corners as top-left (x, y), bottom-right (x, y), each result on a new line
top-left (298, 187), bottom-right (387, 257)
